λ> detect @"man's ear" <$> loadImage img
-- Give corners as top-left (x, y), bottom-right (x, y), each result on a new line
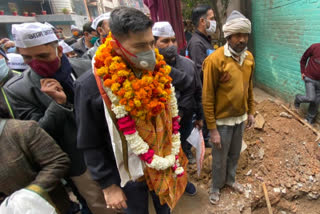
top-left (110, 40), bottom-right (122, 55)
top-left (57, 46), bottom-right (63, 58)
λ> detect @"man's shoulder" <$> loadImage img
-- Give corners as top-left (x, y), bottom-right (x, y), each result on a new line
top-left (75, 71), bottom-right (98, 92)
top-left (245, 50), bottom-right (254, 60)
top-left (177, 55), bottom-right (194, 65)
top-left (4, 69), bottom-right (32, 92)
top-left (206, 46), bottom-right (224, 59)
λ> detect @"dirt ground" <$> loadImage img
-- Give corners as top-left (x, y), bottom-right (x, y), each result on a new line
top-left (169, 88), bottom-right (320, 214)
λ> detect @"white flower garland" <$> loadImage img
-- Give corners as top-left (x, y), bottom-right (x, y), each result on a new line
top-left (104, 84), bottom-right (184, 175)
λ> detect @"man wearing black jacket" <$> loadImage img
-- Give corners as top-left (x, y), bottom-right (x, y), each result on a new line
top-left (187, 5), bottom-right (216, 147)
top-left (152, 21), bottom-right (203, 165)
top-left (187, 5), bottom-right (216, 79)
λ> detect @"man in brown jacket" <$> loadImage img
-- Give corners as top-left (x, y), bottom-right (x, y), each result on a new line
top-left (0, 119), bottom-right (70, 213)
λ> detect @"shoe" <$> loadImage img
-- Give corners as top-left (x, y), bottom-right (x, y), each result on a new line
top-left (186, 151), bottom-right (196, 164)
top-left (185, 182), bottom-right (197, 196)
top-left (209, 191), bottom-right (220, 205)
top-left (294, 96), bottom-right (300, 109)
top-left (227, 182), bottom-right (244, 194)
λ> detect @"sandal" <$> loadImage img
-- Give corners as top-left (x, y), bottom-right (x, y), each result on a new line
top-left (209, 191), bottom-right (220, 205)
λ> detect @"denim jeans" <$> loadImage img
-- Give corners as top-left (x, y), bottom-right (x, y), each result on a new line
top-left (295, 76), bottom-right (320, 122)
top-left (211, 122), bottom-right (245, 192)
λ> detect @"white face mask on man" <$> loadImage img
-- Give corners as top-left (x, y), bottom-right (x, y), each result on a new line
top-left (206, 20), bottom-right (217, 35)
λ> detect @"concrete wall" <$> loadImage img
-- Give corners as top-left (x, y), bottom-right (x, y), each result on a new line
top-left (252, 0), bottom-right (320, 101)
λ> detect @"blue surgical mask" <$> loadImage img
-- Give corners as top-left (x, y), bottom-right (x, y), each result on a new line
top-left (7, 47), bottom-right (16, 53)
top-left (0, 58), bottom-right (9, 82)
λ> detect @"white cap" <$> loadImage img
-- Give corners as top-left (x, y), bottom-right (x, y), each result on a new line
top-left (44, 22), bottom-right (55, 29)
top-left (152, 22), bottom-right (175, 38)
top-left (0, 189), bottom-right (57, 214)
top-left (12, 22), bottom-right (58, 48)
top-left (7, 53), bottom-right (28, 70)
top-left (91, 12), bottom-right (111, 30)
top-left (59, 40), bottom-right (73, 53)
top-left (71, 25), bottom-right (80, 31)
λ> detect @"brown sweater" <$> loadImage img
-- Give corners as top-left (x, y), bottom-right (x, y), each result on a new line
top-left (0, 119), bottom-right (70, 213)
top-left (202, 46), bottom-right (255, 129)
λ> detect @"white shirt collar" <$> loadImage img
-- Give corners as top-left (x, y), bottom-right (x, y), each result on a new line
top-left (224, 43), bottom-right (248, 66)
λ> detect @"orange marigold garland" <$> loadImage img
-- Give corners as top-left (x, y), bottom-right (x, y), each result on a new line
top-left (94, 33), bottom-right (172, 120)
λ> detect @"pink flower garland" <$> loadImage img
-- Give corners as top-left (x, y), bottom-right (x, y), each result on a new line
top-left (172, 116), bottom-right (180, 134)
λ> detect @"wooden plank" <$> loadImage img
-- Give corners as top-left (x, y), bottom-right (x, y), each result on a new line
top-left (281, 104), bottom-right (320, 141)
top-left (262, 182), bottom-right (273, 214)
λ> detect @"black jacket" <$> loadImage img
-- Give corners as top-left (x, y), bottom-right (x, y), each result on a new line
top-left (74, 71), bottom-right (120, 189)
top-left (170, 56), bottom-right (203, 120)
top-left (3, 58), bottom-right (91, 176)
top-left (187, 30), bottom-right (213, 79)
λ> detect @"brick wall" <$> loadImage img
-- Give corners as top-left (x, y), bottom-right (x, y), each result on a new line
top-left (252, 0), bottom-right (320, 102)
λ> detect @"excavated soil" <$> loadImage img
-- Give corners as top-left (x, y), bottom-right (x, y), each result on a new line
top-left (187, 100), bottom-right (320, 214)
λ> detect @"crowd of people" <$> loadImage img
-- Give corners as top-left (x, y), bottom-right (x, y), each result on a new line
top-left (2, 4), bottom-right (305, 213)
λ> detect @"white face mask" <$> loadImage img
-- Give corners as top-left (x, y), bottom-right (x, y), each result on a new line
top-left (206, 20), bottom-right (217, 35)
top-left (0, 58), bottom-right (9, 82)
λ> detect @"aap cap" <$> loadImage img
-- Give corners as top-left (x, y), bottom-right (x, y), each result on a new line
top-left (7, 53), bottom-right (28, 70)
top-left (12, 22), bottom-right (58, 48)
top-left (152, 22), bottom-right (175, 38)
top-left (91, 12), bottom-right (111, 30)
top-left (59, 40), bottom-right (73, 53)
top-left (0, 189), bottom-right (57, 214)
top-left (44, 22), bottom-right (55, 29)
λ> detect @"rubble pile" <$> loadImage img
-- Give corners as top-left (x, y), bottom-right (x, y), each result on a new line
top-left (188, 100), bottom-right (320, 214)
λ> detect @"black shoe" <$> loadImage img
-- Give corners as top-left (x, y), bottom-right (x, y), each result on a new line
top-left (294, 96), bottom-right (300, 109)
top-left (185, 182), bottom-right (197, 196)
top-left (186, 151), bottom-right (196, 164)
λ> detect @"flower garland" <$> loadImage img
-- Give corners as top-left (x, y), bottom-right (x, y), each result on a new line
top-left (95, 33), bottom-right (172, 121)
top-left (94, 33), bottom-right (184, 176)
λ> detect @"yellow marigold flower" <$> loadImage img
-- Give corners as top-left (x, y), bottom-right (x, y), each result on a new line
top-left (118, 70), bottom-right (130, 77)
top-left (111, 83), bottom-right (120, 92)
top-left (123, 80), bottom-right (132, 90)
top-left (134, 99), bottom-right (141, 107)
top-left (124, 91), bottom-right (133, 99)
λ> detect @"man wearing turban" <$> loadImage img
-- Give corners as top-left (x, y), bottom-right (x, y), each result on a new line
top-left (202, 10), bottom-right (255, 204)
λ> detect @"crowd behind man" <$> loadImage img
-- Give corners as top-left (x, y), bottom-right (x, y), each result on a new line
top-left (0, 4), bottom-right (314, 214)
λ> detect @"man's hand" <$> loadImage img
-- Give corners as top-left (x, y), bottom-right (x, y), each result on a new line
top-left (246, 114), bottom-right (255, 129)
top-left (209, 129), bottom-right (221, 149)
top-left (40, 79), bottom-right (67, 105)
top-left (103, 184), bottom-right (127, 211)
top-left (302, 73), bottom-right (305, 80)
top-left (194, 120), bottom-right (203, 130)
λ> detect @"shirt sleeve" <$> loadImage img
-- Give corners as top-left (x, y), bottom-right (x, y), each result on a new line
top-left (247, 60), bottom-right (255, 115)
top-left (202, 56), bottom-right (219, 129)
top-left (25, 121), bottom-right (70, 192)
top-left (300, 44), bottom-right (314, 75)
top-left (188, 41), bottom-right (207, 78)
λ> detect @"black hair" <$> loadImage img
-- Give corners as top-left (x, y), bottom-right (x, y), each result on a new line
top-left (110, 7), bottom-right (153, 40)
top-left (191, 5), bottom-right (212, 27)
top-left (154, 36), bottom-right (159, 42)
top-left (83, 21), bottom-right (95, 33)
